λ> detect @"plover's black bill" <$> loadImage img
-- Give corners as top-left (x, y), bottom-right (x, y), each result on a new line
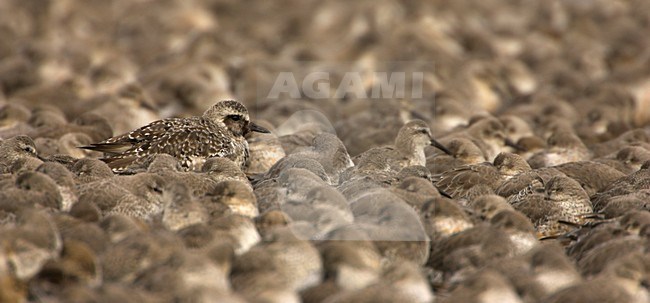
top-left (249, 122), bottom-right (271, 133)
top-left (431, 138), bottom-right (452, 155)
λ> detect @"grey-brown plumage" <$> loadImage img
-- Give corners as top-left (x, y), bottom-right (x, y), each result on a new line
top-left (42, 154), bottom-right (78, 170)
top-left (619, 210), bottom-right (650, 235)
top-left (0, 135), bottom-right (42, 173)
top-left (589, 128), bottom-right (650, 158)
top-left (199, 180), bottom-right (258, 218)
top-left (36, 162), bottom-right (78, 211)
top-left (33, 137), bottom-right (59, 157)
top-left (291, 133), bottom-right (354, 185)
top-left (441, 269), bottom-right (522, 303)
top-left (490, 210), bottom-right (539, 256)
top-left (101, 231), bottom-right (183, 283)
top-left (106, 174), bottom-right (168, 220)
top-left (260, 153), bottom-right (331, 184)
top-left (495, 167), bottom-right (565, 200)
top-left (440, 116), bottom-right (518, 162)
top-left (176, 223), bottom-right (223, 250)
top-left (348, 188), bottom-right (430, 265)
top-left (81, 100), bottom-right (270, 172)
top-left (514, 135), bottom-right (547, 160)
top-left (390, 177), bottom-right (442, 212)
top-left (354, 119), bottom-right (451, 173)
top-left (198, 155), bottom-right (251, 185)
top-left (596, 145), bottom-right (650, 174)
top-left (316, 238), bottom-right (383, 292)
top-left (576, 235), bottom-right (646, 277)
top-left (429, 210), bottom-right (537, 274)
top-left (500, 115), bottom-right (534, 143)
top-left (253, 185), bottom-right (288, 215)
top-left (0, 103), bottom-right (32, 139)
top-left (280, 185), bottom-right (352, 240)
top-left (427, 138), bottom-right (486, 175)
top-left (88, 83), bottom-right (160, 136)
top-left (160, 182), bottom-right (207, 231)
top-left (528, 130), bottom-right (592, 168)
top-left (421, 197), bottom-right (474, 244)
top-left (209, 215), bottom-right (261, 255)
top-left (71, 158), bottom-right (115, 184)
top-left (255, 210), bottom-right (292, 239)
top-left (396, 165), bottom-right (434, 182)
top-left (0, 209), bottom-right (62, 280)
top-left (525, 243), bottom-right (582, 299)
top-left (511, 175), bottom-right (593, 238)
top-left (275, 109), bottom-right (336, 154)
top-left (0, 171), bottom-right (63, 210)
top-left (53, 213), bottom-right (110, 254)
top-left (99, 214), bottom-right (146, 244)
top-left (246, 121), bottom-right (285, 175)
top-left (29, 112), bottom-right (114, 143)
top-left (68, 200), bottom-right (102, 223)
top-left (36, 239), bottom-right (102, 287)
top-left (275, 168), bottom-right (330, 203)
top-left (59, 132), bottom-right (102, 158)
top-left (148, 154), bottom-right (250, 198)
top-left (39, 132), bottom-right (101, 159)
top-left (463, 183), bottom-right (498, 202)
top-left (544, 253), bottom-right (650, 303)
top-left (484, 243), bottom-right (581, 302)
top-left (26, 106), bottom-right (68, 131)
top-left (435, 152), bottom-right (531, 199)
top-left (230, 227), bottom-right (323, 296)
top-left (553, 161), bottom-right (625, 196)
top-left (324, 260), bottom-right (434, 303)
top-left (564, 222), bottom-right (623, 262)
top-left (467, 194), bottom-right (514, 221)
top-left (76, 173), bottom-right (167, 220)
top-left (591, 162), bottom-right (650, 212)
top-left (134, 250), bottom-right (235, 301)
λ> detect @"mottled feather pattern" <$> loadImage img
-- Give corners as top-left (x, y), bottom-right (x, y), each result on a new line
top-left (79, 100), bottom-right (272, 173)
top-left (435, 162), bottom-right (498, 198)
top-left (90, 117), bottom-right (246, 171)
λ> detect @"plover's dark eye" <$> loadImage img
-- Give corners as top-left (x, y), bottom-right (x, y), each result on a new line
top-left (151, 185), bottom-right (163, 194)
top-left (228, 115), bottom-right (242, 121)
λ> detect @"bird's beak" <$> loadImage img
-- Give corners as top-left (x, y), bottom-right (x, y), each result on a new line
top-left (437, 188), bottom-right (453, 199)
top-left (249, 122), bottom-right (271, 134)
top-left (431, 138), bottom-right (452, 155)
top-left (504, 138), bottom-right (525, 151)
top-left (37, 154), bottom-right (48, 162)
top-left (410, 110), bottom-right (429, 121)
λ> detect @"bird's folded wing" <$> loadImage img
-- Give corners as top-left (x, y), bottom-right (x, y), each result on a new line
top-left (79, 141), bottom-right (135, 154)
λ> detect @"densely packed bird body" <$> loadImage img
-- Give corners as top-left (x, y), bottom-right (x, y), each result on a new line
top-left (81, 100), bottom-right (269, 172)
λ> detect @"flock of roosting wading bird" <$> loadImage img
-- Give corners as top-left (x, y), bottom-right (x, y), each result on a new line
top-left (1, 0), bottom-right (650, 302)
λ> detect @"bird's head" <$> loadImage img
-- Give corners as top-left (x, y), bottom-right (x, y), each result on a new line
top-left (204, 100), bottom-right (270, 137)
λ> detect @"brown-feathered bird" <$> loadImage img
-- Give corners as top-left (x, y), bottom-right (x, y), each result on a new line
top-left (81, 100), bottom-right (269, 172)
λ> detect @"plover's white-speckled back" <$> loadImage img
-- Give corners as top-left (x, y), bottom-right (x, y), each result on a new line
top-left (82, 100), bottom-right (270, 173)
